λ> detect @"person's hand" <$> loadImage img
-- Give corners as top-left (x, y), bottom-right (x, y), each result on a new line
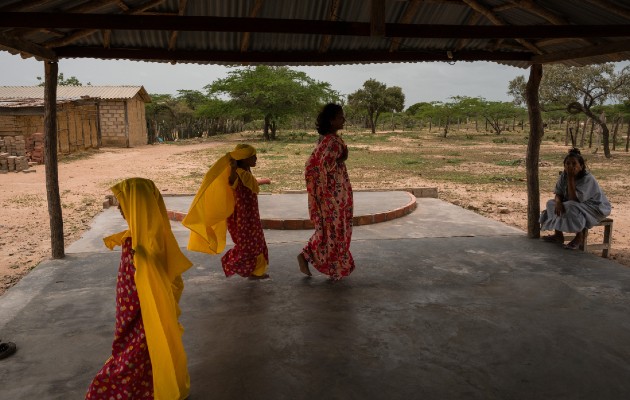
top-left (564, 162), bottom-right (582, 178)
top-left (339, 147), bottom-right (348, 162)
top-left (554, 201), bottom-right (565, 216)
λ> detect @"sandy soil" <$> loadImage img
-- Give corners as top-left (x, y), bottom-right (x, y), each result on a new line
top-left (1, 140), bottom-right (628, 296)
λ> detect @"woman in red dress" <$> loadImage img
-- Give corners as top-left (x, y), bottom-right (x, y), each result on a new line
top-left (298, 103), bottom-right (355, 281)
top-left (86, 178), bottom-right (193, 399)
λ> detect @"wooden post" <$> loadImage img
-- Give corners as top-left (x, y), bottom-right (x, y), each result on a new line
top-left (525, 64), bottom-right (544, 238)
top-left (44, 61), bottom-right (64, 259)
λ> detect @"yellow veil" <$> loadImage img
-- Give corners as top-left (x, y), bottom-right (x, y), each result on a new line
top-left (183, 144), bottom-right (259, 254)
top-left (103, 177), bottom-right (192, 400)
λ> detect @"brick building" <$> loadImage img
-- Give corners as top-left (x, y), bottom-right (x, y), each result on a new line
top-left (0, 86), bottom-right (151, 150)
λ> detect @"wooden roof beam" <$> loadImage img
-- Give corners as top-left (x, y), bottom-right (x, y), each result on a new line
top-left (2, 13), bottom-right (630, 39)
top-left (168, 0), bottom-right (189, 54)
top-left (389, 0), bottom-right (423, 53)
top-left (318, 0), bottom-right (341, 53)
top-left (584, 0), bottom-right (630, 20)
top-left (0, 32), bottom-right (57, 60)
top-left (55, 45), bottom-right (533, 63)
top-left (240, 0), bottom-right (264, 53)
top-left (532, 39), bottom-right (630, 64)
top-left (371, 0), bottom-right (386, 37)
top-left (462, 0), bottom-right (543, 54)
top-left (454, 11), bottom-right (481, 51)
top-left (42, 0), bottom-right (167, 48)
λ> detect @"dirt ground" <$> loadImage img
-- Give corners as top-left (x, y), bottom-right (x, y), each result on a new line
top-left (1, 140), bottom-right (628, 296)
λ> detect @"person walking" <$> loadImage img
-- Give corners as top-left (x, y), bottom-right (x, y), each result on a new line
top-left (86, 178), bottom-right (193, 399)
top-left (184, 144), bottom-right (269, 279)
top-left (297, 103), bottom-right (355, 281)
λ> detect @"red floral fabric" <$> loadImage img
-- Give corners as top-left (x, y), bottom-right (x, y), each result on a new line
top-left (302, 134), bottom-right (354, 280)
top-left (221, 181), bottom-right (269, 277)
top-left (86, 237), bottom-right (153, 399)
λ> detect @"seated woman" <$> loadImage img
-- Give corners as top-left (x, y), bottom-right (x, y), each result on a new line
top-left (540, 148), bottom-right (611, 250)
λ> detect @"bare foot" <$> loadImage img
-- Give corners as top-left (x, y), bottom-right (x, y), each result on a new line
top-left (248, 273), bottom-right (270, 280)
top-left (297, 253), bottom-right (312, 276)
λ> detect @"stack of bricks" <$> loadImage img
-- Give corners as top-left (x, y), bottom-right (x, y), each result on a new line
top-left (0, 137), bottom-right (6, 153)
top-left (0, 135), bottom-right (31, 173)
top-left (27, 133), bottom-right (45, 164)
top-left (0, 152), bottom-right (8, 174)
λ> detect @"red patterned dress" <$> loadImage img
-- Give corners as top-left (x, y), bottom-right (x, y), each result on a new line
top-left (86, 237), bottom-right (153, 399)
top-left (221, 181), bottom-right (269, 277)
top-left (302, 133), bottom-right (354, 280)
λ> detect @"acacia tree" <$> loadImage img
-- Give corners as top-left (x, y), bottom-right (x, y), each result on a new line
top-left (206, 66), bottom-right (336, 140)
top-left (347, 79), bottom-right (405, 134)
top-left (508, 63), bottom-right (630, 158)
top-left (37, 73), bottom-right (87, 86)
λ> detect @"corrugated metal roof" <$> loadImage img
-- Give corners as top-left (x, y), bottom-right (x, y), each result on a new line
top-left (0, 86), bottom-right (151, 102)
top-left (0, 0), bottom-right (629, 67)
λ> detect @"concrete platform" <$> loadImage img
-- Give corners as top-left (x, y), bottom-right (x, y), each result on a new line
top-left (1, 196), bottom-right (630, 399)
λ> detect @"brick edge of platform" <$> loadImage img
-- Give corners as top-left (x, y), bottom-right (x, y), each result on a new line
top-left (104, 188), bottom-right (436, 230)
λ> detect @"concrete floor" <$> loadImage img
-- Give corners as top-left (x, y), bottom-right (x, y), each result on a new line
top-left (1, 196), bottom-right (629, 399)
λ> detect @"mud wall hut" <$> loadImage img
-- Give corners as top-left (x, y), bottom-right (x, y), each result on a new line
top-left (0, 86), bottom-right (151, 151)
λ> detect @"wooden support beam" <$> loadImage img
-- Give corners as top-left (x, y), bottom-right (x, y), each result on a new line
top-left (168, 0), bottom-right (188, 53)
top-left (43, 60), bottom-right (65, 259)
top-left (525, 63), bottom-right (543, 238)
top-left (0, 32), bottom-right (57, 60)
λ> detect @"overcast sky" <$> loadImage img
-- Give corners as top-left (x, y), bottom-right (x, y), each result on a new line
top-left (1, 51), bottom-right (628, 108)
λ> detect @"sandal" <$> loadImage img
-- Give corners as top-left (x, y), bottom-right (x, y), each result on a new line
top-left (0, 341), bottom-right (17, 360)
top-left (563, 241), bottom-right (580, 250)
top-left (542, 234), bottom-right (563, 243)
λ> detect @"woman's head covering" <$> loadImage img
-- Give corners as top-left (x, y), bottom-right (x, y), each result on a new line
top-left (230, 143), bottom-right (256, 160)
top-left (183, 144), bottom-right (259, 254)
top-left (104, 177), bottom-right (192, 400)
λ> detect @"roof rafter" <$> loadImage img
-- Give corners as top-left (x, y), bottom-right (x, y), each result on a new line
top-left (462, 0), bottom-right (542, 54)
top-left (0, 32), bottom-right (57, 60)
top-left (240, 0), bottom-right (263, 53)
top-left (55, 45), bottom-right (533, 63)
top-left (1, 13), bottom-right (629, 39)
top-left (41, 0), bottom-right (167, 48)
top-left (168, 0), bottom-right (189, 54)
top-left (389, 0), bottom-right (423, 53)
top-left (318, 0), bottom-right (341, 53)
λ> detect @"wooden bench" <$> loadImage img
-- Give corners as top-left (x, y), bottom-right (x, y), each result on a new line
top-left (565, 217), bottom-right (613, 258)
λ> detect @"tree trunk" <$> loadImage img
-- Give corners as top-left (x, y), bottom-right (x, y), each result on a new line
top-left (525, 64), bottom-right (544, 239)
top-left (612, 116), bottom-right (621, 151)
top-left (588, 119), bottom-right (595, 148)
top-left (44, 61), bottom-right (64, 259)
top-left (625, 117), bottom-right (630, 152)
top-left (263, 115), bottom-right (271, 140)
top-left (580, 117), bottom-right (589, 148)
top-left (271, 121), bottom-right (277, 140)
top-left (584, 110), bottom-right (611, 158)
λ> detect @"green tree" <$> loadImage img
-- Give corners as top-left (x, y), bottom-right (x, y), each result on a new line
top-left (347, 79), bottom-right (405, 134)
top-left (36, 73), bottom-right (87, 86)
top-left (477, 100), bottom-right (524, 135)
top-left (508, 63), bottom-right (630, 158)
top-left (145, 94), bottom-right (176, 142)
top-left (206, 66), bottom-right (336, 140)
